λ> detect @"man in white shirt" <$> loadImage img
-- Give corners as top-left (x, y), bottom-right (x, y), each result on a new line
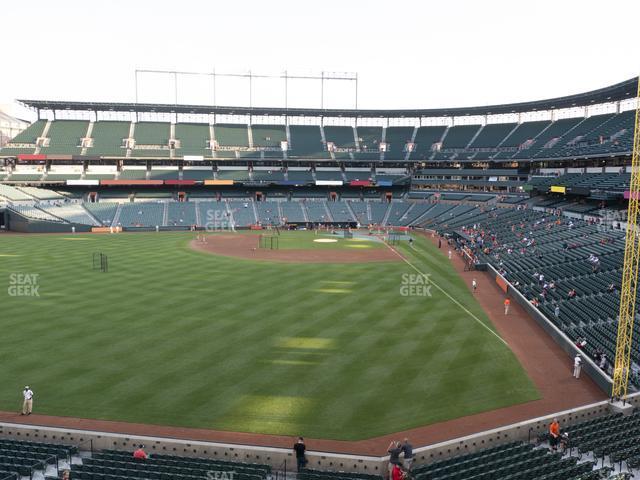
top-left (22, 386), bottom-right (34, 415)
top-left (573, 354), bottom-right (583, 379)
top-left (472, 278), bottom-right (477, 293)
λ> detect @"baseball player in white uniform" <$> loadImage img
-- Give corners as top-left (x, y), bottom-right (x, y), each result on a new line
top-left (22, 386), bottom-right (34, 415)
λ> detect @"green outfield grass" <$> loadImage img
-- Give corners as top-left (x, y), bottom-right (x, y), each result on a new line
top-left (0, 232), bottom-right (539, 440)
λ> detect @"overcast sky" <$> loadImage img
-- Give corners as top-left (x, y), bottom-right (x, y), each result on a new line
top-left (2, 0), bottom-right (639, 115)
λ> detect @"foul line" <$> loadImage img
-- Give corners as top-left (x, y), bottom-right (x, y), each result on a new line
top-left (388, 241), bottom-right (509, 347)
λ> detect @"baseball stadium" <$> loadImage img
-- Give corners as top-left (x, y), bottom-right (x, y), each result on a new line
top-left (2, 3), bottom-right (640, 480)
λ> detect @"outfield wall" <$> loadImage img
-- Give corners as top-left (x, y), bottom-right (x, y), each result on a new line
top-left (1, 394), bottom-right (638, 474)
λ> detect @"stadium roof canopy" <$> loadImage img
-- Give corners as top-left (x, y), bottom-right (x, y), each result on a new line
top-left (18, 77), bottom-right (638, 119)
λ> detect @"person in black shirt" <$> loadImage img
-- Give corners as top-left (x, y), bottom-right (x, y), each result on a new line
top-left (401, 438), bottom-right (413, 471)
top-left (388, 441), bottom-right (402, 477)
top-left (293, 437), bottom-right (306, 471)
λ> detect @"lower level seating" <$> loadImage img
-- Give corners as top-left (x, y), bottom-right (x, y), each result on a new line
top-left (117, 202), bottom-right (165, 227)
top-left (0, 438), bottom-right (76, 479)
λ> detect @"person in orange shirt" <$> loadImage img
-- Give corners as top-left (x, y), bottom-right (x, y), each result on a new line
top-left (549, 418), bottom-right (560, 450)
top-left (504, 298), bottom-right (511, 315)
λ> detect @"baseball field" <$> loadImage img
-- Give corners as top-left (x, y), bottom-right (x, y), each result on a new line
top-left (0, 231), bottom-right (539, 440)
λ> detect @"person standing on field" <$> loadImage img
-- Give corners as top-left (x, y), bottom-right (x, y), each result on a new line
top-left (21, 386), bottom-right (34, 415)
top-left (472, 278), bottom-right (477, 293)
top-left (448, 249), bottom-right (452, 260)
top-left (504, 298), bottom-right (511, 315)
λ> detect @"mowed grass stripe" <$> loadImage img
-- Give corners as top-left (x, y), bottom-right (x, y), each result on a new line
top-left (0, 232), bottom-right (538, 439)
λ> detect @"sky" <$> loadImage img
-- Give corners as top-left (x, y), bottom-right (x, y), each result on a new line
top-left (1, 0), bottom-right (639, 117)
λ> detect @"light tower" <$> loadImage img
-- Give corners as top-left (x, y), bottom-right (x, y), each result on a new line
top-left (612, 76), bottom-right (640, 402)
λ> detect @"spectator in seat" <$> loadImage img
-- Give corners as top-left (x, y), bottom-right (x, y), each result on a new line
top-left (401, 438), bottom-right (413, 471)
top-left (594, 348), bottom-right (603, 365)
top-left (599, 354), bottom-right (608, 372)
top-left (567, 289), bottom-right (577, 299)
top-left (133, 445), bottom-right (148, 460)
top-left (549, 418), bottom-right (561, 451)
top-left (391, 463), bottom-right (404, 480)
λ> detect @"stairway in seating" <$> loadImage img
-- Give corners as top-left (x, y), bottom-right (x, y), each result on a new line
top-left (366, 201), bottom-right (372, 223)
top-left (352, 126), bottom-right (360, 151)
top-left (162, 202), bottom-right (169, 226)
top-left (496, 123), bottom-right (521, 148)
top-left (323, 201), bottom-right (333, 222)
top-left (381, 202), bottom-right (393, 226)
top-left (284, 124), bottom-right (292, 159)
top-left (277, 201), bottom-right (284, 223)
top-left (247, 124), bottom-right (254, 149)
top-left (404, 126), bottom-right (418, 161)
top-left (345, 201), bottom-right (358, 223)
top-left (34, 120), bottom-right (53, 154)
top-left (224, 200), bottom-right (236, 230)
top-left (398, 203), bottom-right (415, 226)
top-left (409, 203), bottom-right (437, 226)
top-left (320, 124), bottom-right (334, 161)
top-left (127, 122), bottom-right (136, 158)
top-left (169, 123), bottom-right (176, 159)
top-left (431, 126), bottom-right (451, 160)
top-left (37, 205), bottom-right (68, 223)
top-left (81, 121), bottom-right (95, 155)
top-left (251, 199), bottom-right (259, 224)
top-left (195, 200), bottom-right (202, 226)
top-left (82, 204), bottom-right (102, 226)
top-left (465, 125), bottom-right (484, 149)
top-left (111, 203), bottom-right (122, 227)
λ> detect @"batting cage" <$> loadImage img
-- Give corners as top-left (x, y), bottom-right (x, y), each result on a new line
top-left (92, 252), bottom-right (109, 272)
top-left (258, 235), bottom-right (280, 250)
